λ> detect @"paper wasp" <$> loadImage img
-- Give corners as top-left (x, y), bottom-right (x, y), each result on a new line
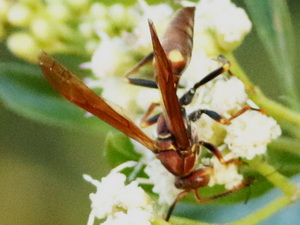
top-left (39, 7), bottom-right (252, 221)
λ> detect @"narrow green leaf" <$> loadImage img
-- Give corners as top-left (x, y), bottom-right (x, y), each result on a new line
top-left (0, 62), bottom-right (111, 133)
top-left (246, 0), bottom-right (299, 108)
top-left (104, 132), bottom-right (141, 167)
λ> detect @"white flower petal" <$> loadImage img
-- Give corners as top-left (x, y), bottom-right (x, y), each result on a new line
top-left (195, 0), bottom-right (252, 51)
top-left (84, 163), bottom-right (154, 223)
top-left (209, 77), bottom-right (248, 115)
top-left (207, 157), bottom-right (243, 190)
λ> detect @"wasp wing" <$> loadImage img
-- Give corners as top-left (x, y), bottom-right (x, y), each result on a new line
top-left (148, 21), bottom-right (190, 149)
top-left (38, 52), bottom-right (156, 151)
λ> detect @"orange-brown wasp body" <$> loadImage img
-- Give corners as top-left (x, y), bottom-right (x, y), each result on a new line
top-left (39, 7), bottom-right (251, 221)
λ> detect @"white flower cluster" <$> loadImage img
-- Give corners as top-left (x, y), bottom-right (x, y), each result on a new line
top-left (203, 156), bottom-right (243, 190)
top-left (225, 110), bottom-right (282, 160)
top-left (84, 162), bottom-right (154, 225)
top-left (192, 0), bottom-right (252, 53)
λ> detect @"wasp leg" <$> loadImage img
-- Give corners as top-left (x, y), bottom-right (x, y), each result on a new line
top-left (140, 103), bottom-right (161, 128)
top-left (124, 52), bottom-right (154, 78)
top-left (124, 52), bottom-right (158, 88)
top-left (166, 167), bottom-right (212, 221)
top-left (126, 78), bottom-right (158, 88)
top-left (179, 55), bottom-right (232, 106)
top-left (188, 105), bottom-right (264, 125)
top-left (199, 141), bottom-right (241, 165)
top-left (193, 178), bottom-right (253, 203)
top-left (165, 189), bottom-right (190, 221)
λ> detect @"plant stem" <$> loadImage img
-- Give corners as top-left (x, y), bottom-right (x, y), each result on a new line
top-left (248, 158), bottom-right (297, 196)
top-left (249, 88), bottom-right (300, 127)
top-left (152, 217), bottom-right (171, 225)
top-left (231, 195), bottom-right (291, 225)
top-left (169, 216), bottom-right (211, 225)
top-left (226, 54), bottom-right (300, 127)
top-left (229, 158), bottom-right (299, 225)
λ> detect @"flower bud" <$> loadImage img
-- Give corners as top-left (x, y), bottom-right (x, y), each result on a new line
top-left (7, 32), bottom-right (40, 62)
top-left (46, 2), bottom-right (71, 22)
top-left (78, 22), bottom-right (94, 38)
top-left (0, 0), bottom-right (10, 21)
top-left (18, 0), bottom-right (38, 6)
top-left (7, 3), bottom-right (32, 27)
top-left (214, 7), bottom-right (252, 52)
top-left (66, 0), bottom-right (89, 11)
top-left (89, 3), bottom-right (107, 18)
top-left (108, 4), bottom-right (127, 25)
top-left (195, 0), bottom-right (252, 53)
top-left (30, 17), bottom-right (56, 42)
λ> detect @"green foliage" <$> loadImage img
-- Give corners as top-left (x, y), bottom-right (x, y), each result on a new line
top-left (0, 61), bottom-right (111, 133)
top-left (104, 132), bottom-right (141, 167)
top-left (246, 0), bottom-right (299, 109)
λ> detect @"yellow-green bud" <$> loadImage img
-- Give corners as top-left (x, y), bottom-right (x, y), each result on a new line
top-left (30, 18), bottom-right (56, 42)
top-left (0, 0), bottom-right (10, 21)
top-left (46, 2), bottom-right (71, 22)
top-left (85, 40), bottom-right (98, 53)
top-left (7, 32), bottom-right (40, 62)
top-left (108, 4), bottom-right (127, 24)
top-left (66, 0), bottom-right (89, 11)
top-left (7, 3), bottom-right (32, 27)
top-left (18, 0), bottom-right (38, 6)
top-left (89, 3), bottom-right (107, 19)
top-left (78, 22), bottom-right (94, 38)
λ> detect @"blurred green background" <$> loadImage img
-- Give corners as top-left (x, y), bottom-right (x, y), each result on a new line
top-left (0, 0), bottom-right (300, 224)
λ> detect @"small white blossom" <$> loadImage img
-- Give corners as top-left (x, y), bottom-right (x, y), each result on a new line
top-left (209, 77), bottom-right (248, 115)
top-left (207, 157), bottom-right (243, 190)
top-left (180, 50), bottom-right (219, 88)
top-left (92, 78), bottom-right (143, 116)
top-left (84, 162), bottom-right (153, 225)
top-left (144, 159), bottom-right (181, 205)
top-left (194, 115), bottom-right (226, 145)
top-left (224, 111), bottom-right (282, 160)
top-left (136, 88), bottom-right (160, 112)
top-left (195, 0), bottom-right (252, 52)
top-left (90, 34), bottom-right (130, 78)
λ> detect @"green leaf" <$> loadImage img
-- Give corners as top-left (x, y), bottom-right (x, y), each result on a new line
top-left (104, 132), bottom-right (142, 167)
top-left (0, 62), bottom-right (111, 133)
top-left (246, 0), bottom-right (299, 109)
